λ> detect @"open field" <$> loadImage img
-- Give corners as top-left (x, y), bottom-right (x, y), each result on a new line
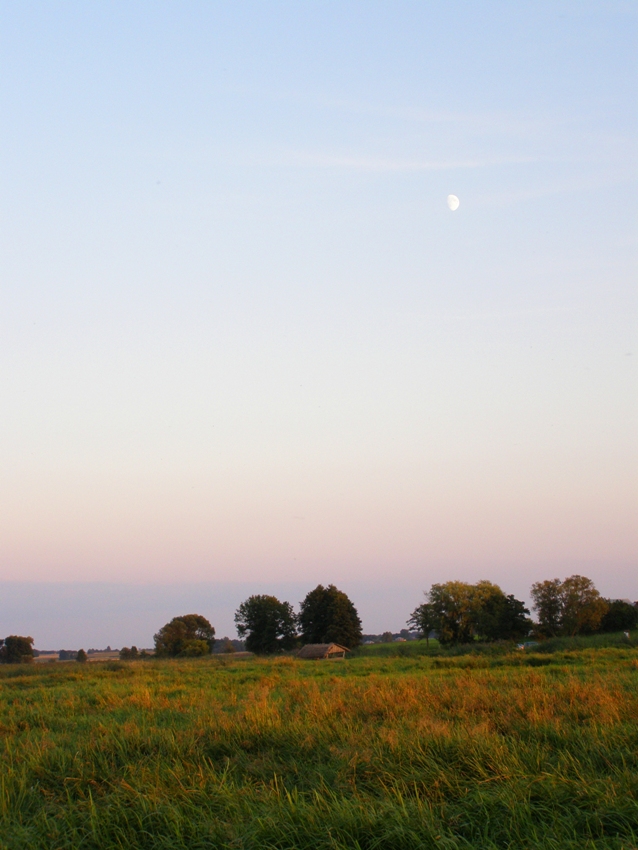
top-left (33, 652), bottom-right (123, 665)
top-left (354, 632), bottom-right (638, 659)
top-left (1, 640), bottom-right (637, 849)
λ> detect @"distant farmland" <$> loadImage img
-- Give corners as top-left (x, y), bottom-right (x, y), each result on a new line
top-left (1, 637), bottom-right (637, 849)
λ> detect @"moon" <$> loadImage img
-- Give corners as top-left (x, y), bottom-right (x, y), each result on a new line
top-left (447, 194), bottom-right (460, 211)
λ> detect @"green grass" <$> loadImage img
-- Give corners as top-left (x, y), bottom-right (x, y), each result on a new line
top-left (1, 639), bottom-right (637, 849)
top-left (354, 638), bottom-right (440, 657)
top-left (354, 631), bottom-right (638, 659)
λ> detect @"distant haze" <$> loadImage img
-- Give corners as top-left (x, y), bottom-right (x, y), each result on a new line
top-left (1, 3), bottom-right (636, 642)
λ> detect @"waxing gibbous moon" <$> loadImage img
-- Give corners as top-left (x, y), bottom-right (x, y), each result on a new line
top-left (447, 194), bottom-right (460, 211)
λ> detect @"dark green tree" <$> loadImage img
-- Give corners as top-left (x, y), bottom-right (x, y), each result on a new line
top-left (0, 635), bottom-right (34, 664)
top-left (530, 579), bottom-right (563, 636)
top-left (76, 649), bottom-right (88, 663)
top-left (599, 600), bottom-right (638, 633)
top-left (298, 585), bottom-right (362, 648)
top-left (475, 593), bottom-right (532, 641)
top-left (234, 595), bottom-right (297, 654)
top-left (407, 602), bottom-right (439, 646)
top-left (154, 614), bottom-right (215, 657)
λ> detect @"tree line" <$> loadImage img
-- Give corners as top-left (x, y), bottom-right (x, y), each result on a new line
top-left (1, 575), bottom-right (636, 663)
top-left (150, 574), bottom-right (636, 659)
top-left (409, 575), bottom-right (638, 645)
top-left (150, 584), bottom-right (363, 658)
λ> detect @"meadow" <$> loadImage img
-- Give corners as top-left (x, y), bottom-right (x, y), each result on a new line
top-left (1, 638), bottom-right (637, 849)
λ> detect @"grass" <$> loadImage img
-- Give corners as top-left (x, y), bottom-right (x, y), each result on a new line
top-left (354, 638), bottom-right (441, 657)
top-left (0, 636), bottom-right (637, 849)
top-left (354, 631), bottom-right (638, 659)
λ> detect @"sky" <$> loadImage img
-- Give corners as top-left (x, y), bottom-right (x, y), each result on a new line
top-left (1, 1), bottom-right (636, 647)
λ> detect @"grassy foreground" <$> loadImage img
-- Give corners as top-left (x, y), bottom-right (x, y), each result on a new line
top-left (1, 645), bottom-right (637, 849)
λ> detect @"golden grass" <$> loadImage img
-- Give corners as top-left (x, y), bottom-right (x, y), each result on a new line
top-left (0, 648), bottom-right (636, 849)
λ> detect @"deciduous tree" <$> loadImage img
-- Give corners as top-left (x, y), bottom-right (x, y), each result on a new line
top-left (529, 579), bottom-right (563, 637)
top-left (531, 575), bottom-right (608, 637)
top-left (560, 575), bottom-right (608, 636)
top-left (407, 602), bottom-right (438, 646)
top-left (474, 592), bottom-right (531, 641)
top-left (0, 635), bottom-right (34, 664)
top-left (426, 581), bottom-right (502, 645)
top-left (413, 581), bottom-right (527, 645)
top-left (298, 585), bottom-right (362, 648)
top-left (600, 600), bottom-right (638, 633)
top-left (234, 595), bottom-right (297, 654)
top-left (154, 615), bottom-right (215, 657)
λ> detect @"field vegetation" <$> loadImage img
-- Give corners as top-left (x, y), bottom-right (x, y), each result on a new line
top-left (1, 634), bottom-right (637, 849)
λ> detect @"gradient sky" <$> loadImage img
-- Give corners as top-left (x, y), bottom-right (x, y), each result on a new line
top-left (1, 2), bottom-right (636, 646)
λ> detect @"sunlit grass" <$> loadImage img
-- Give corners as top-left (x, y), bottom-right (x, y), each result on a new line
top-left (1, 642), bottom-right (637, 848)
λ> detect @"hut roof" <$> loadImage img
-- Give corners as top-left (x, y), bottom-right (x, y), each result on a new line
top-left (296, 643), bottom-right (349, 659)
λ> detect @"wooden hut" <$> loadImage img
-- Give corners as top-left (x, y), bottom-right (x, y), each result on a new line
top-left (296, 643), bottom-right (349, 660)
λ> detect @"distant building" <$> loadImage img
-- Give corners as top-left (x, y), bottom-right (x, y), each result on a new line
top-left (296, 643), bottom-right (349, 660)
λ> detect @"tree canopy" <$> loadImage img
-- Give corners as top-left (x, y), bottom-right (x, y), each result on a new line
top-left (528, 579), bottom-right (563, 636)
top-left (298, 584), bottom-right (362, 649)
top-left (474, 592), bottom-right (531, 642)
top-left (407, 602), bottom-right (438, 646)
top-left (153, 614), bottom-right (215, 657)
top-left (0, 635), bottom-right (34, 664)
top-left (411, 581), bottom-right (530, 645)
top-left (600, 599), bottom-right (638, 633)
top-left (430, 581), bottom-right (497, 644)
top-left (531, 575), bottom-right (608, 637)
top-left (234, 595), bottom-right (297, 654)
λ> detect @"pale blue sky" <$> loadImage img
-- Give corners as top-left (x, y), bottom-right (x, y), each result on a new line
top-left (1, 2), bottom-right (636, 645)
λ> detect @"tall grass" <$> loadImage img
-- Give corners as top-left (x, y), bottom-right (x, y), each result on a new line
top-left (1, 646), bottom-right (637, 849)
